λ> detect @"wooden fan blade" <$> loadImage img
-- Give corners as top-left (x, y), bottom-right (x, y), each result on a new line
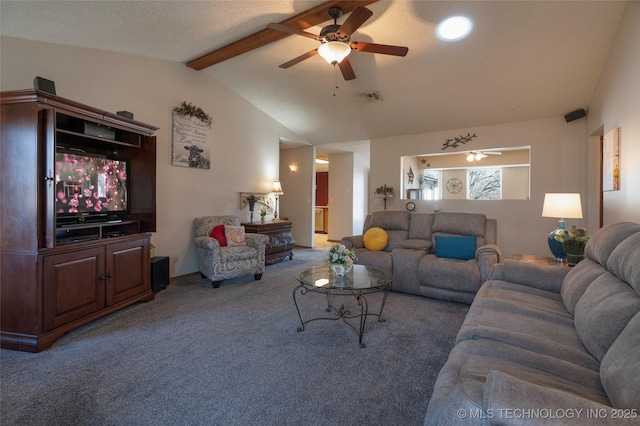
top-left (338, 57), bottom-right (356, 80)
top-left (350, 41), bottom-right (408, 56)
top-left (187, 1), bottom-right (379, 70)
top-left (267, 23), bottom-right (322, 41)
top-left (336, 6), bottom-right (373, 39)
top-left (279, 49), bottom-right (318, 69)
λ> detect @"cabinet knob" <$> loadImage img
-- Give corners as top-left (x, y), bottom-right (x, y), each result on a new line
top-left (99, 274), bottom-right (106, 282)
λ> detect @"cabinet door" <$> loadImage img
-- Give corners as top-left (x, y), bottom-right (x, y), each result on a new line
top-left (43, 247), bottom-right (106, 331)
top-left (106, 238), bottom-right (149, 306)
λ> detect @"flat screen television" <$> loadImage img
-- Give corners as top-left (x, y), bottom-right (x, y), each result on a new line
top-left (55, 150), bottom-right (129, 223)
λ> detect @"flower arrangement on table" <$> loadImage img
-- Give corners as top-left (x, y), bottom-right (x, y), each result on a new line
top-left (328, 243), bottom-right (357, 276)
top-left (553, 225), bottom-right (590, 265)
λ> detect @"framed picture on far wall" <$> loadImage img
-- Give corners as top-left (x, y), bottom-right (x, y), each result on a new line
top-left (602, 127), bottom-right (620, 191)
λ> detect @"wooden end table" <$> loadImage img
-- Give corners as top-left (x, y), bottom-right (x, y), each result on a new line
top-left (512, 254), bottom-right (568, 267)
top-left (242, 220), bottom-right (295, 265)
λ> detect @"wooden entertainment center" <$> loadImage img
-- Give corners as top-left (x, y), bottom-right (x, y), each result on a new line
top-left (1, 89), bottom-right (158, 352)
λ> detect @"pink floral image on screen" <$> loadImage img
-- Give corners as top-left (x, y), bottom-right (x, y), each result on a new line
top-left (55, 153), bottom-right (128, 214)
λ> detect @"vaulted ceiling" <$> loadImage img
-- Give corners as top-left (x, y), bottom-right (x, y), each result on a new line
top-left (1, 1), bottom-right (628, 153)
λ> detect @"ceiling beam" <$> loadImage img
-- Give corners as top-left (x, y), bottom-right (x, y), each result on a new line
top-left (186, 0), bottom-right (379, 71)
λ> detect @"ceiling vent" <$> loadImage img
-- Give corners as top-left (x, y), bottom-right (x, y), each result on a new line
top-left (361, 92), bottom-right (383, 103)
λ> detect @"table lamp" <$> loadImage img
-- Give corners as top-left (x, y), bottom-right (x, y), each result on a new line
top-left (541, 193), bottom-right (583, 261)
top-left (272, 180), bottom-right (283, 220)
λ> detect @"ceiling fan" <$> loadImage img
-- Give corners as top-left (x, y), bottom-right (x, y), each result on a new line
top-left (267, 5), bottom-right (408, 81)
top-left (465, 151), bottom-right (503, 162)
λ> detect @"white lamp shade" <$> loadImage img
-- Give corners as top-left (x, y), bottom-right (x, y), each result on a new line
top-left (317, 41), bottom-right (351, 64)
top-left (542, 193), bottom-right (583, 219)
top-left (272, 180), bottom-right (283, 195)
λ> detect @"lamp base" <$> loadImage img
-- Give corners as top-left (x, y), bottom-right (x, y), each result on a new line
top-left (274, 197), bottom-right (279, 220)
top-left (548, 220), bottom-right (567, 261)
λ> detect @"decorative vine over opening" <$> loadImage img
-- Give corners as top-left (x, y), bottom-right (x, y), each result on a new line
top-left (173, 101), bottom-right (212, 126)
top-left (441, 133), bottom-right (477, 150)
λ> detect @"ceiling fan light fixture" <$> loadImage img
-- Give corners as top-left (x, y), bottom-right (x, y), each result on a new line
top-left (466, 151), bottom-right (489, 162)
top-left (318, 41), bottom-right (351, 64)
top-left (437, 16), bottom-right (473, 41)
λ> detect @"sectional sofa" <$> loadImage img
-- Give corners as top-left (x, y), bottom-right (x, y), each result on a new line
top-left (425, 222), bottom-right (640, 425)
top-left (341, 211), bottom-right (502, 304)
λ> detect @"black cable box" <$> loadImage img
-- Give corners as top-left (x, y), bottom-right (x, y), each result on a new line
top-left (84, 122), bottom-right (115, 140)
top-left (103, 231), bottom-right (124, 238)
top-left (56, 235), bottom-right (100, 245)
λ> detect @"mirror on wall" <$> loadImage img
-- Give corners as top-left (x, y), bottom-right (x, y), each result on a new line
top-left (401, 147), bottom-right (530, 200)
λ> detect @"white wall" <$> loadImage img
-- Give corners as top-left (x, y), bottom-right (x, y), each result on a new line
top-left (326, 152), bottom-right (370, 240)
top-left (586, 2), bottom-right (640, 230)
top-left (352, 152), bottom-right (370, 235)
top-left (1, 36), bottom-right (301, 277)
top-left (502, 167), bottom-right (530, 200)
top-left (370, 117), bottom-right (588, 259)
top-left (279, 146), bottom-right (316, 247)
top-left (327, 153), bottom-right (354, 242)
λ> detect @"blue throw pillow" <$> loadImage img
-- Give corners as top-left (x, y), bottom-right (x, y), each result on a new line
top-left (434, 235), bottom-right (477, 260)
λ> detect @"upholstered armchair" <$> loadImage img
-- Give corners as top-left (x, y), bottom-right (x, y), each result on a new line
top-left (193, 216), bottom-right (269, 288)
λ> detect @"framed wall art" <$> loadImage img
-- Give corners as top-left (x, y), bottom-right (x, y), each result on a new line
top-left (172, 102), bottom-right (212, 169)
top-left (239, 193), bottom-right (275, 211)
top-left (602, 127), bottom-right (620, 191)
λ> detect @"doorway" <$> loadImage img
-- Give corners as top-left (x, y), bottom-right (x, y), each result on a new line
top-left (315, 170), bottom-right (328, 234)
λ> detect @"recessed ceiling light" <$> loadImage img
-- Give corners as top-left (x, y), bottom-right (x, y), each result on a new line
top-left (437, 16), bottom-right (473, 41)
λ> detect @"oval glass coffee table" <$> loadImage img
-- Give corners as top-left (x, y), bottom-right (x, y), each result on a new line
top-left (294, 265), bottom-right (392, 348)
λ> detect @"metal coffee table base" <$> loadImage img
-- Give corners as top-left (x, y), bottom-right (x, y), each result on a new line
top-left (293, 286), bottom-right (389, 348)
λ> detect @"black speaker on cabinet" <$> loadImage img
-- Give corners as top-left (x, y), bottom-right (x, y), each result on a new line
top-left (150, 256), bottom-right (169, 293)
top-left (33, 76), bottom-right (56, 95)
top-left (564, 108), bottom-right (586, 123)
top-left (117, 111), bottom-right (134, 120)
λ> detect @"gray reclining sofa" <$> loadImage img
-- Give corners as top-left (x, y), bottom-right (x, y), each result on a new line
top-left (341, 211), bottom-right (502, 304)
top-left (425, 221), bottom-right (640, 425)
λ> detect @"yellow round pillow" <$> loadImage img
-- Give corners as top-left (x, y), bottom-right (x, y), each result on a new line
top-left (363, 227), bottom-right (388, 251)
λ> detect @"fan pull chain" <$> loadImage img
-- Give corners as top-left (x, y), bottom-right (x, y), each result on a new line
top-left (333, 64), bottom-right (338, 96)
